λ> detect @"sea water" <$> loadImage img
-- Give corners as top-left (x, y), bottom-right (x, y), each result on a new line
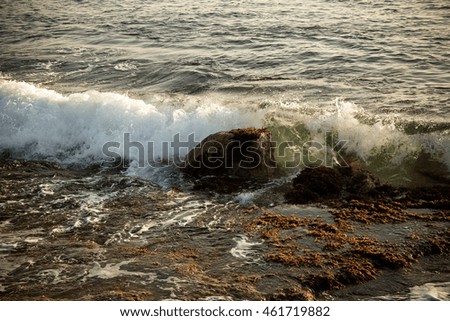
top-left (0, 0), bottom-right (449, 300)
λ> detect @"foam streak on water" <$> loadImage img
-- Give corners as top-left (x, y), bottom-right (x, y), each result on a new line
top-left (374, 282), bottom-right (450, 301)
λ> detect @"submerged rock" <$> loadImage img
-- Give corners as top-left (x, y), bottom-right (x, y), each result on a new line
top-left (285, 164), bottom-right (380, 204)
top-left (292, 167), bottom-right (344, 196)
top-left (183, 127), bottom-right (276, 179)
top-left (414, 152), bottom-right (450, 185)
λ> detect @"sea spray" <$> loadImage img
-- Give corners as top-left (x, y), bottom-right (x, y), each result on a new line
top-left (0, 79), bottom-right (265, 165)
top-left (267, 98), bottom-right (450, 185)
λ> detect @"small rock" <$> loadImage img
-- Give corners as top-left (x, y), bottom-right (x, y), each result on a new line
top-left (285, 164), bottom-right (380, 204)
top-left (183, 127), bottom-right (276, 179)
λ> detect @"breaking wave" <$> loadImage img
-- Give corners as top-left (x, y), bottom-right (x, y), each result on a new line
top-left (1, 79), bottom-right (449, 186)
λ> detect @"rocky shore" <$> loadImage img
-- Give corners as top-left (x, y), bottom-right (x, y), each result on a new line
top-left (0, 129), bottom-right (448, 300)
top-left (183, 128), bottom-right (450, 299)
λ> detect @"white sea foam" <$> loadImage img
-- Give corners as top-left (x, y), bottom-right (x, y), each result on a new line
top-left (374, 282), bottom-right (450, 301)
top-left (84, 260), bottom-right (157, 282)
top-left (234, 192), bottom-right (256, 206)
top-left (282, 99), bottom-right (449, 165)
top-left (0, 79), bottom-right (264, 167)
top-left (114, 63), bottom-right (137, 72)
top-left (230, 235), bottom-right (263, 261)
top-left (409, 282), bottom-right (450, 301)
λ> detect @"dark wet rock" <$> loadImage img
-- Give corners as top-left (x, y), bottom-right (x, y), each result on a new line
top-left (292, 167), bottom-right (344, 196)
top-left (192, 176), bottom-right (265, 194)
top-left (364, 184), bottom-right (450, 210)
top-left (285, 184), bottom-right (320, 204)
top-left (407, 185), bottom-right (450, 208)
top-left (0, 150), bottom-right (12, 160)
top-left (183, 127), bottom-right (276, 179)
top-left (285, 164), bottom-right (380, 204)
top-left (346, 168), bottom-right (380, 194)
top-left (0, 158), bottom-right (62, 171)
top-left (414, 152), bottom-right (450, 185)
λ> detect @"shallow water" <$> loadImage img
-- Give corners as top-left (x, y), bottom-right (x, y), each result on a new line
top-left (0, 160), bottom-right (448, 300)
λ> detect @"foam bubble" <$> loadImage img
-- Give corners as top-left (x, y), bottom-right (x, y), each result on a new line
top-left (230, 235), bottom-right (263, 261)
top-left (114, 63), bottom-right (137, 72)
top-left (234, 192), bottom-right (256, 206)
top-left (84, 261), bottom-right (157, 282)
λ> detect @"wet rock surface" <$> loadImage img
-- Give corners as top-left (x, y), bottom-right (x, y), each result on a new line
top-left (183, 128), bottom-right (276, 180)
top-left (0, 158), bottom-right (448, 301)
top-left (285, 165), bottom-right (380, 203)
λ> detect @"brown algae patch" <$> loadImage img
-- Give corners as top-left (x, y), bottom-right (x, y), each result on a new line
top-left (244, 202), bottom-right (449, 295)
top-left (331, 200), bottom-right (449, 224)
